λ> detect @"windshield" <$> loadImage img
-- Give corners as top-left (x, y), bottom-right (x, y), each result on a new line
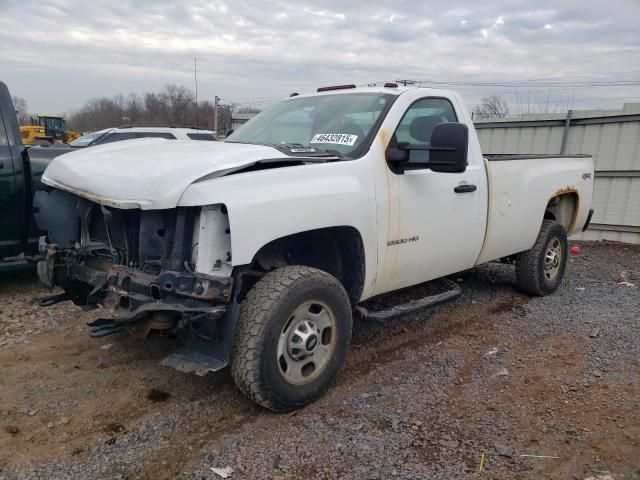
top-left (70, 129), bottom-right (110, 147)
top-left (226, 92), bottom-right (395, 157)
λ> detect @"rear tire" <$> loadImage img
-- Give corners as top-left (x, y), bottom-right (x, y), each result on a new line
top-left (231, 266), bottom-right (352, 412)
top-left (515, 220), bottom-right (568, 296)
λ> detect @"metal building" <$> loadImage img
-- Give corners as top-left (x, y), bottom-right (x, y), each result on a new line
top-left (475, 103), bottom-right (640, 244)
top-left (231, 112), bottom-right (258, 132)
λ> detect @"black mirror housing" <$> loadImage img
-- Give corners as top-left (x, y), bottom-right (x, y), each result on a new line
top-left (386, 146), bottom-right (409, 164)
top-left (428, 123), bottom-right (468, 173)
top-left (384, 123), bottom-right (469, 174)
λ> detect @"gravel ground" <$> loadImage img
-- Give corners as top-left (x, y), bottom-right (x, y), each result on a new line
top-left (0, 241), bottom-right (638, 480)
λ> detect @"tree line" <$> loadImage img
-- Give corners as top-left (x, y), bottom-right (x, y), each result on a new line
top-left (13, 84), bottom-right (261, 134)
top-left (67, 84), bottom-right (233, 133)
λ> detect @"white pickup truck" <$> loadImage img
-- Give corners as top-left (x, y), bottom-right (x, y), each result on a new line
top-left (36, 83), bottom-right (594, 411)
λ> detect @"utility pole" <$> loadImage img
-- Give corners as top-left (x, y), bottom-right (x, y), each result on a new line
top-left (194, 58), bottom-right (198, 127)
top-left (213, 95), bottom-right (220, 135)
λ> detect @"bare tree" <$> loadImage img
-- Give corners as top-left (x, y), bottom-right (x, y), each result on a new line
top-left (159, 84), bottom-right (194, 125)
top-left (66, 84), bottom-right (232, 133)
top-left (473, 95), bottom-right (510, 119)
top-left (12, 96), bottom-right (31, 125)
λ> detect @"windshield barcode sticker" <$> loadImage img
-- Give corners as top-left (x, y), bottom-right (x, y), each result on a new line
top-left (310, 133), bottom-right (358, 146)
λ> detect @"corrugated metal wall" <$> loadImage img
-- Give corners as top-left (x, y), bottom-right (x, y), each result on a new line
top-left (475, 104), bottom-right (640, 244)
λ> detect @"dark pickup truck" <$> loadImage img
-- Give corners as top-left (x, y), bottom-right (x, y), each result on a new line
top-left (0, 81), bottom-right (71, 270)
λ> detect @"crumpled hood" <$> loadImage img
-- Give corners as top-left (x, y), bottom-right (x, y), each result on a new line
top-left (41, 139), bottom-right (288, 209)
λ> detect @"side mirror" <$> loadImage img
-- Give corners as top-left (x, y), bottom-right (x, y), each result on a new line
top-left (428, 123), bottom-right (468, 173)
top-left (385, 145), bottom-right (409, 164)
top-left (385, 123), bottom-right (468, 174)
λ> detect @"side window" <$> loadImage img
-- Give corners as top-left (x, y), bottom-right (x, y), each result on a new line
top-left (94, 132), bottom-right (137, 145)
top-left (136, 132), bottom-right (176, 139)
top-left (187, 133), bottom-right (216, 141)
top-left (391, 98), bottom-right (458, 166)
top-left (0, 116), bottom-right (8, 145)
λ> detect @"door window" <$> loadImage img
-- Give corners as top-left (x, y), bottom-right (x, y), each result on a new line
top-left (0, 114), bottom-right (8, 145)
top-left (390, 98), bottom-right (458, 167)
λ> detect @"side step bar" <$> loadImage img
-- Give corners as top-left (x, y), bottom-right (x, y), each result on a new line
top-left (358, 281), bottom-right (462, 321)
top-left (0, 259), bottom-right (33, 273)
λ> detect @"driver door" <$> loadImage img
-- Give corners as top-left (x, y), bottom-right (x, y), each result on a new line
top-left (373, 96), bottom-right (487, 295)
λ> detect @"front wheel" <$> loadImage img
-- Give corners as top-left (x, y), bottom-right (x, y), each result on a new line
top-left (515, 220), bottom-right (568, 296)
top-left (231, 266), bottom-right (352, 412)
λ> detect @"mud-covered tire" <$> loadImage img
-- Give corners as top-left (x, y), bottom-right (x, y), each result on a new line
top-left (515, 220), bottom-right (568, 296)
top-left (231, 266), bottom-right (352, 412)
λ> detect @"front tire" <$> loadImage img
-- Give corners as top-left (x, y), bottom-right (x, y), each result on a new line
top-left (231, 266), bottom-right (352, 412)
top-left (515, 220), bottom-right (568, 296)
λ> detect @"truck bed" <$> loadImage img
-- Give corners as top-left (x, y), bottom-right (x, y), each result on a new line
top-left (476, 154), bottom-right (594, 264)
top-left (484, 154), bottom-right (592, 161)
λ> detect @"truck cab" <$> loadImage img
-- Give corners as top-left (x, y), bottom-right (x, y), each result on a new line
top-left (34, 83), bottom-right (594, 411)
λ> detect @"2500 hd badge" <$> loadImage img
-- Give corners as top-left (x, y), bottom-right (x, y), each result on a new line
top-left (387, 236), bottom-right (420, 247)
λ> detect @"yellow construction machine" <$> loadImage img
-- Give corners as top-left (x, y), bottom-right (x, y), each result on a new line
top-left (20, 115), bottom-right (81, 145)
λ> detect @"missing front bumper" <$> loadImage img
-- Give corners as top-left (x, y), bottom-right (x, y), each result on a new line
top-left (37, 246), bottom-right (234, 323)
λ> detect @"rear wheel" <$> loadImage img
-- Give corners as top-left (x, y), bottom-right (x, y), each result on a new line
top-left (231, 266), bottom-right (352, 411)
top-left (515, 220), bottom-right (568, 296)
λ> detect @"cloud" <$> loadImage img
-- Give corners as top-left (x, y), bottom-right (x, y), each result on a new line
top-left (0, 0), bottom-right (638, 113)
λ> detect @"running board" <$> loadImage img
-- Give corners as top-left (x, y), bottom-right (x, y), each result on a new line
top-left (358, 282), bottom-right (461, 322)
top-left (160, 347), bottom-right (227, 376)
top-left (0, 259), bottom-right (32, 273)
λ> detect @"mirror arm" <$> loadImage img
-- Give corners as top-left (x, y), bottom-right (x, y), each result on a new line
top-left (398, 142), bottom-right (456, 151)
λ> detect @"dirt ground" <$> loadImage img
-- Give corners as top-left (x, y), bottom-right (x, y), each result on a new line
top-left (0, 241), bottom-right (639, 480)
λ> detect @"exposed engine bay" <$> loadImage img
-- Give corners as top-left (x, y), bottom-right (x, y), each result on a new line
top-left (34, 189), bottom-right (239, 373)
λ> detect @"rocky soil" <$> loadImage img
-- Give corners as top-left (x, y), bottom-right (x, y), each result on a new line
top-left (0, 241), bottom-right (638, 480)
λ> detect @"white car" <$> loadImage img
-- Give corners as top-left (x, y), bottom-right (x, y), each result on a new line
top-left (35, 83), bottom-right (594, 411)
top-left (69, 126), bottom-right (216, 148)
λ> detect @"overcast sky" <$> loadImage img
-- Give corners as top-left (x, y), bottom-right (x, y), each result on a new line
top-left (1, 0), bottom-right (639, 115)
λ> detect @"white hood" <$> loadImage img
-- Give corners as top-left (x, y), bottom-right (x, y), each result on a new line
top-left (41, 139), bottom-right (289, 209)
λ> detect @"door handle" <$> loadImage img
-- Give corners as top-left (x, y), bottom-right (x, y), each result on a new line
top-left (0, 161), bottom-right (4, 169)
top-left (454, 184), bottom-right (477, 193)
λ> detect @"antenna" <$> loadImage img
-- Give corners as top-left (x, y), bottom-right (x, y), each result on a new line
top-left (194, 57), bottom-right (198, 127)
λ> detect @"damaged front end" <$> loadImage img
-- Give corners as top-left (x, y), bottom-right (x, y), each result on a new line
top-left (35, 190), bottom-right (238, 375)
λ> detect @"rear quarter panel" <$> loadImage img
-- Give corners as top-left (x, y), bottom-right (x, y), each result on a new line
top-left (476, 155), bottom-right (594, 264)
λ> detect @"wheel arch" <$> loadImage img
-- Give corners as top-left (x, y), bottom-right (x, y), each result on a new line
top-left (239, 226), bottom-right (366, 305)
top-left (544, 190), bottom-right (579, 234)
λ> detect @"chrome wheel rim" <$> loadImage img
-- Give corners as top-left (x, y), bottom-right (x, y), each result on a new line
top-left (544, 237), bottom-right (562, 281)
top-left (276, 300), bottom-right (337, 385)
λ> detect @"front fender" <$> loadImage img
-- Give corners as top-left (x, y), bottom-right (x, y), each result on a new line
top-left (178, 160), bottom-right (378, 297)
